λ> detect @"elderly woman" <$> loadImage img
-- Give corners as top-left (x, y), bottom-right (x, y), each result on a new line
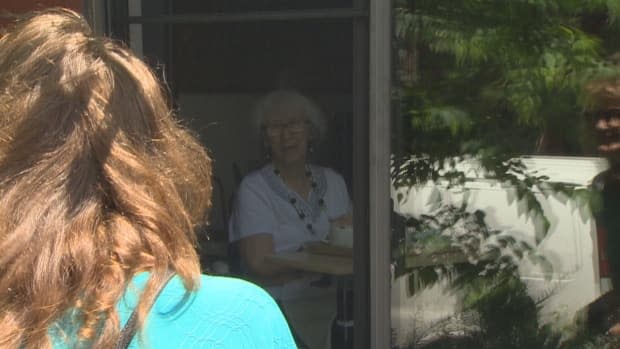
top-left (229, 90), bottom-right (352, 348)
top-left (0, 9), bottom-right (295, 348)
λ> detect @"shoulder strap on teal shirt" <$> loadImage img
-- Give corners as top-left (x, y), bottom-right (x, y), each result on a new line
top-left (115, 271), bottom-right (175, 349)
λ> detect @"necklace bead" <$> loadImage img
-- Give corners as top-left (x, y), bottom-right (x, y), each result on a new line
top-left (273, 165), bottom-right (325, 235)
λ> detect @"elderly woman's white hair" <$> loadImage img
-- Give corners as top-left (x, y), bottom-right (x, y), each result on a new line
top-left (252, 90), bottom-right (327, 144)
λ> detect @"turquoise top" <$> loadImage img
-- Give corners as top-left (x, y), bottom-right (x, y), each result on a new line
top-left (50, 273), bottom-right (297, 348)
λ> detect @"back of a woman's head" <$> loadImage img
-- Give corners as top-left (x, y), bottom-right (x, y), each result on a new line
top-left (0, 8), bottom-right (212, 348)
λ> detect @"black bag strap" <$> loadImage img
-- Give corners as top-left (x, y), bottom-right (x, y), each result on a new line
top-left (115, 271), bottom-right (175, 349)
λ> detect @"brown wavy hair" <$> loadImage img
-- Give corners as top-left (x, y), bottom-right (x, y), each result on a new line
top-left (0, 8), bottom-right (212, 348)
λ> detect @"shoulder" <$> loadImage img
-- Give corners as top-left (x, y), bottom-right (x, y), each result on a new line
top-left (239, 165), bottom-right (280, 194)
top-left (239, 168), bottom-right (267, 188)
top-left (124, 273), bottom-right (280, 319)
top-left (316, 166), bottom-right (348, 194)
top-left (153, 274), bottom-right (279, 314)
top-left (145, 274), bottom-right (296, 348)
top-left (234, 167), bottom-right (277, 207)
top-left (314, 165), bottom-right (345, 183)
top-left (195, 274), bottom-right (276, 303)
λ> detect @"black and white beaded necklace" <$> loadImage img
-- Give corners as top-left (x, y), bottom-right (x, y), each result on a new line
top-left (273, 166), bottom-right (325, 235)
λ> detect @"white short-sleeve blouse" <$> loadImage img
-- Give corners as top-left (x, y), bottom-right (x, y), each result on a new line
top-left (229, 164), bottom-right (351, 253)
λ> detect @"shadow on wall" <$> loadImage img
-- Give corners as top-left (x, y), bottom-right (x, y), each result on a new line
top-left (177, 93), bottom-right (260, 238)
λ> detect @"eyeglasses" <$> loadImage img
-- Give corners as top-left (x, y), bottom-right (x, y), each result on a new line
top-left (263, 119), bottom-right (308, 137)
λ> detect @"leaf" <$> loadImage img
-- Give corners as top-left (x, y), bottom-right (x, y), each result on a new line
top-left (426, 107), bottom-right (473, 135)
top-left (533, 213), bottom-right (551, 243)
top-left (427, 186), bottom-right (443, 211)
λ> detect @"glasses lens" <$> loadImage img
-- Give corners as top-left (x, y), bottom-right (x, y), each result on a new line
top-left (265, 120), bottom-right (306, 136)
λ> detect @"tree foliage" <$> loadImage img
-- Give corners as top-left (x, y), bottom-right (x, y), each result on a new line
top-left (393, 0), bottom-right (620, 162)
